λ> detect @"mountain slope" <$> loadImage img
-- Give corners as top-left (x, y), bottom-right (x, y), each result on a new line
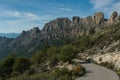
top-left (0, 11), bottom-right (120, 59)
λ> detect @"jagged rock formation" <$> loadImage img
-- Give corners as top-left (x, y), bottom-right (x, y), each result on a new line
top-left (0, 11), bottom-right (120, 59)
top-left (93, 12), bottom-right (105, 25)
top-left (72, 16), bottom-right (81, 24)
top-left (108, 11), bottom-right (120, 24)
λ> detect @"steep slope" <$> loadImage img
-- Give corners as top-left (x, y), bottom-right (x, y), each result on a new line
top-left (0, 37), bottom-right (13, 59)
top-left (0, 11), bottom-right (120, 59)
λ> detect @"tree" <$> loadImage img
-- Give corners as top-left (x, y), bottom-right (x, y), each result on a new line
top-left (0, 57), bottom-right (15, 79)
top-left (61, 45), bottom-right (75, 57)
top-left (31, 51), bottom-right (46, 63)
top-left (57, 54), bottom-right (71, 62)
top-left (12, 58), bottom-right (31, 74)
top-left (57, 45), bottom-right (76, 62)
top-left (74, 35), bottom-right (93, 52)
top-left (47, 47), bottom-right (58, 57)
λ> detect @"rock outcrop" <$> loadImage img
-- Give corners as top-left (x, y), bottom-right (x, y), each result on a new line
top-left (92, 52), bottom-right (120, 70)
top-left (108, 11), bottom-right (119, 24)
top-left (43, 18), bottom-right (71, 31)
top-left (72, 16), bottom-right (80, 24)
top-left (78, 16), bottom-right (93, 25)
top-left (0, 11), bottom-right (120, 59)
top-left (93, 12), bottom-right (105, 25)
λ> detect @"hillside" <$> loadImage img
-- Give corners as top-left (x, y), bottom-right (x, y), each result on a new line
top-left (0, 11), bottom-right (120, 59)
top-left (0, 11), bottom-right (120, 80)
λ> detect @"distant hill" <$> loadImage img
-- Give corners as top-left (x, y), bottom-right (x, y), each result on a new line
top-left (0, 33), bottom-right (19, 38)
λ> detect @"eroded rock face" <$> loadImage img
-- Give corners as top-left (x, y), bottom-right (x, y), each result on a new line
top-left (93, 12), bottom-right (105, 25)
top-left (0, 11), bottom-right (120, 58)
top-left (43, 18), bottom-right (71, 31)
top-left (82, 16), bottom-right (93, 25)
top-left (108, 11), bottom-right (119, 24)
top-left (74, 12), bottom-right (105, 26)
top-left (72, 16), bottom-right (80, 24)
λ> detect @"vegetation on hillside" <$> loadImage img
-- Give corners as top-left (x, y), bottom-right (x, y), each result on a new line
top-left (0, 44), bottom-right (86, 80)
top-left (1, 21), bottom-right (120, 80)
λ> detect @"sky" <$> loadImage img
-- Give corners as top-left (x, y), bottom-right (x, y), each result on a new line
top-left (0, 0), bottom-right (120, 33)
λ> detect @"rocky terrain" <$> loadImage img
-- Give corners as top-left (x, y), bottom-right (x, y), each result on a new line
top-left (92, 52), bottom-right (120, 70)
top-left (0, 11), bottom-right (120, 80)
top-left (0, 11), bottom-right (120, 60)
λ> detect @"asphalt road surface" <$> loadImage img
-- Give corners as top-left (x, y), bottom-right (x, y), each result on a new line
top-left (76, 63), bottom-right (119, 80)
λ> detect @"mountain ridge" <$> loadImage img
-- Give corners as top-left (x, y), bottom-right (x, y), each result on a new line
top-left (0, 11), bottom-right (120, 59)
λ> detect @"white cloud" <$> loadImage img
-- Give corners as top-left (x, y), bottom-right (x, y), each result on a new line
top-left (90, 0), bottom-right (120, 16)
top-left (60, 8), bottom-right (73, 12)
top-left (48, 2), bottom-right (65, 7)
top-left (60, 7), bottom-right (78, 12)
top-left (26, 13), bottom-right (37, 17)
top-left (0, 11), bottom-right (53, 32)
top-left (3, 11), bottom-right (51, 21)
top-left (90, 0), bottom-right (114, 9)
top-left (0, 11), bottom-right (50, 21)
top-left (6, 11), bottom-right (21, 17)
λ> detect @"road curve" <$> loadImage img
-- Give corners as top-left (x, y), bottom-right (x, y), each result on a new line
top-left (76, 63), bottom-right (119, 80)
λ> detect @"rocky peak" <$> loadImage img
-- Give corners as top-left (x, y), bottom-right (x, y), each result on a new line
top-left (72, 16), bottom-right (80, 24)
top-left (30, 27), bottom-right (40, 35)
top-left (30, 27), bottom-right (40, 38)
top-left (93, 12), bottom-right (105, 25)
top-left (18, 27), bottom-right (40, 41)
top-left (108, 11), bottom-right (119, 24)
top-left (43, 18), bottom-right (71, 31)
top-left (81, 16), bottom-right (93, 24)
top-left (31, 27), bottom-right (40, 33)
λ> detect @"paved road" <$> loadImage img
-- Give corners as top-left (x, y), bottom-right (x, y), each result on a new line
top-left (76, 63), bottom-right (119, 80)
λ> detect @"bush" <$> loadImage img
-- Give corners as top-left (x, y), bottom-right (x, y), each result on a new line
top-left (72, 64), bottom-right (86, 77)
top-left (12, 58), bottom-right (31, 74)
top-left (49, 56), bottom-right (58, 67)
top-left (71, 35), bottom-right (93, 52)
top-left (57, 45), bottom-right (76, 62)
top-left (47, 47), bottom-right (58, 57)
top-left (0, 57), bottom-right (15, 79)
top-left (57, 54), bottom-right (71, 62)
top-left (31, 51), bottom-right (46, 64)
top-left (61, 45), bottom-right (75, 56)
top-left (50, 67), bottom-right (73, 80)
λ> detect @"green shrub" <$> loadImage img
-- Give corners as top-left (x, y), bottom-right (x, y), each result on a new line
top-left (31, 51), bottom-right (46, 64)
top-left (57, 45), bottom-right (76, 62)
top-left (12, 58), bottom-right (31, 74)
top-left (47, 47), bottom-right (58, 57)
top-left (0, 57), bottom-right (15, 79)
top-left (57, 54), bottom-right (71, 62)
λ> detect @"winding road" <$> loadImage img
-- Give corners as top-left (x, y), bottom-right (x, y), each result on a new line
top-left (76, 63), bottom-right (119, 80)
